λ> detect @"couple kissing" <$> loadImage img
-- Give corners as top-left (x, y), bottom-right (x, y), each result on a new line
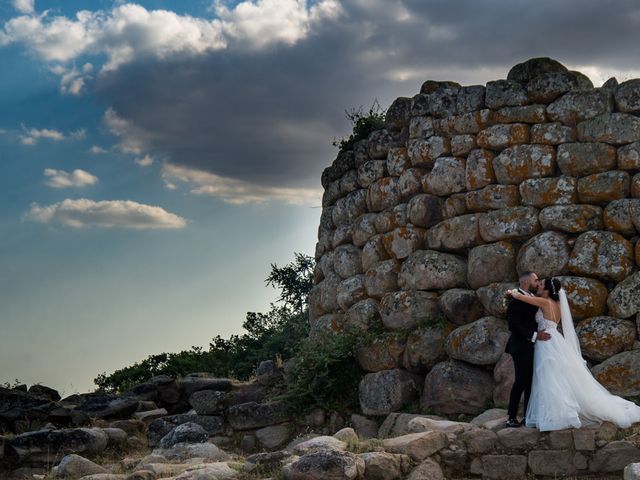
top-left (505, 272), bottom-right (640, 431)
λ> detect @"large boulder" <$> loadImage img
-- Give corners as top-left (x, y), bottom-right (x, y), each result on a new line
top-left (403, 323), bottom-right (454, 373)
top-left (358, 451), bottom-right (412, 480)
top-left (429, 84), bottom-right (460, 117)
top-left (398, 168), bottom-right (426, 201)
top-left (467, 241), bottom-right (517, 289)
top-left (591, 440), bottom-right (640, 473)
top-left (368, 129), bottom-right (393, 159)
top-left (333, 190), bottom-right (368, 226)
top-left (359, 369), bottom-right (423, 416)
top-left (362, 235), bottom-right (390, 272)
top-left (618, 141), bottom-right (640, 170)
top-left (398, 250), bottom-right (467, 290)
top-left (357, 335), bottom-right (406, 372)
top-left (423, 157), bottom-right (466, 196)
top-left (158, 422), bottom-right (208, 448)
top-left (421, 360), bottom-right (494, 414)
top-left (445, 316), bottom-right (510, 365)
top-left (380, 290), bottom-right (440, 330)
top-left (288, 450), bottom-right (365, 480)
top-left (519, 176), bottom-right (576, 207)
top-left (547, 90), bottom-right (613, 125)
top-left (385, 97), bottom-right (412, 131)
top-left (358, 160), bottom-right (387, 188)
top-left (425, 214), bottom-right (483, 251)
top-left (382, 431), bottom-right (448, 462)
top-left (407, 194), bottom-right (443, 229)
top-left (556, 276), bottom-right (608, 321)
top-left (603, 199), bottom-right (640, 235)
top-left (576, 316), bottom-right (636, 362)
top-left (577, 112), bottom-right (640, 144)
top-left (476, 282), bottom-right (518, 317)
top-left (375, 204), bottom-right (407, 234)
top-left (479, 206), bottom-right (540, 242)
top-left (477, 124), bottom-right (529, 150)
top-left (147, 414), bottom-right (224, 447)
top-left (438, 288), bottom-right (484, 326)
top-left (54, 454), bottom-right (107, 478)
top-left (365, 259), bottom-right (401, 299)
top-left (539, 204), bottom-right (603, 233)
top-left (492, 144), bottom-right (555, 184)
top-left (387, 147), bottom-right (411, 175)
top-left (226, 401), bottom-right (290, 431)
top-left (9, 428), bottom-right (108, 463)
top-left (367, 178), bottom-right (401, 212)
top-left (530, 122), bottom-right (576, 144)
top-left (457, 85), bottom-right (486, 113)
top-left (592, 350), bottom-right (640, 396)
top-left (188, 390), bottom-right (226, 416)
top-left (485, 80), bottom-right (528, 109)
top-left (526, 71), bottom-right (579, 103)
top-left (465, 148), bottom-right (496, 190)
top-left (337, 275), bottom-right (367, 311)
top-left (382, 226), bottom-right (426, 260)
top-left (577, 171), bottom-right (630, 204)
top-left (465, 185), bottom-right (520, 212)
top-left (408, 136), bottom-right (450, 168)
top-left (333, 244), bottom-right (363, 279)
top-left (607, 272), bottom-right (640, 318)
top-left (507, 57), bottom-right (569, 84)
top-left (516, 231), bottom-right (570, 277)
top-left (345, 299), bottom-right (382, 332)
top-left (568, 231), bottom-right (635, 283)
top-left (556, 143), bottom-right (616, 176)
top-left (614, 79), bottom-right (640, 113)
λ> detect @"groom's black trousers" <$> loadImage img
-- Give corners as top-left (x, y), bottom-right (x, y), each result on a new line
top-left (507, 347), bottom-right (534, 419)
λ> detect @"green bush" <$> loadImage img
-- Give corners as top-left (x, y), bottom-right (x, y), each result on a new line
top-left (333, 100), bottom-right (386, 153)
top-left (282, 330), bottom-right (365, 412)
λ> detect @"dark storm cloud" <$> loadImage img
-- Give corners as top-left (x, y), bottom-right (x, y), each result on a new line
top-left (93, 0), bottom-right (640, 190)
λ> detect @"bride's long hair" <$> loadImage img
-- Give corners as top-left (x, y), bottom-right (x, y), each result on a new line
top-left (544, 277), bottom-right (561, 301)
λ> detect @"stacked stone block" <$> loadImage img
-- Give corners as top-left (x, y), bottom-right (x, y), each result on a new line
top-left (311, 57), bottom-right (640, 416)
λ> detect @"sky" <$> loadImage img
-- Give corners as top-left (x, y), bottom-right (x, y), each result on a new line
top-left (1, 0), bottom-right (640, 395)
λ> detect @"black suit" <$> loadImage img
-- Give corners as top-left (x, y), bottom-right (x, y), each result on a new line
top-left (505, 289), bottom-right (539, 420)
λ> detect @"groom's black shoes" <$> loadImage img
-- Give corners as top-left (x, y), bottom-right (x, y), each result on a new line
top-left (506, 418), bottom-right (522, 428)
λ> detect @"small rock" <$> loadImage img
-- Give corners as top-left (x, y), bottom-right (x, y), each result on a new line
top-left (382, 431), bottom-right (448, 461)
top-left (54, 454), bottom-right (107, 478)
top-left (158, 422), bottom-right (208, 449)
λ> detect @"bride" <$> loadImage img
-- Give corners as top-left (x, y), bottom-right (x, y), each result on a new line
top-left (508, 277), bottom-right (640, 431)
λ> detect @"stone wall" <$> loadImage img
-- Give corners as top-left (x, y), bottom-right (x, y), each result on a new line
top-left (310, 57), bottom-right (640, 417)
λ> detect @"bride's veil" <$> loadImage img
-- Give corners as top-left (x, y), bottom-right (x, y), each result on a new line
top-left (559, 288), bottom-right (583, 359)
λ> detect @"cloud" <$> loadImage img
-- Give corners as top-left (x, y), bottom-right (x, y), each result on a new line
top-left (7, 0), bottom-right (640, 201)
top-left (24, 198), bottom-right (187, 229)
top-left (12, 0), bottom-right (34, 15)
top-left (50, 63), bottom-right (93, 95)
top-left (216, 0), bottom-right (343, 49)
top-left (44, 168), bottom-right (98, 188)
top-left (89, 145), bottom-right (107, 154)
top-left (19, 126), bottom-right (65, 145)
top-left (18, 125), bottom-right (86, 145)
top-left (162, 163), bottom-right (321, 205)
top-left (135, 155), bottom-right (154, 167)
top-left (0, 1), bottom-right (341, 72)
top-left (103, 108), bottom-right (152, 154)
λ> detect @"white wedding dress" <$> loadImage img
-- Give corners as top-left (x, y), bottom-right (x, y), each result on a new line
top-left (525, 290), bottom-right (640, 431)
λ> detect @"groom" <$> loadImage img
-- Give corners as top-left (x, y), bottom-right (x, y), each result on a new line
top-left (505, 271), bottom-right (551, 428)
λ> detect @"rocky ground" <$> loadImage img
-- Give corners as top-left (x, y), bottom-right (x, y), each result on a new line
top-left (2, 365), bottom-right (640, 479)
